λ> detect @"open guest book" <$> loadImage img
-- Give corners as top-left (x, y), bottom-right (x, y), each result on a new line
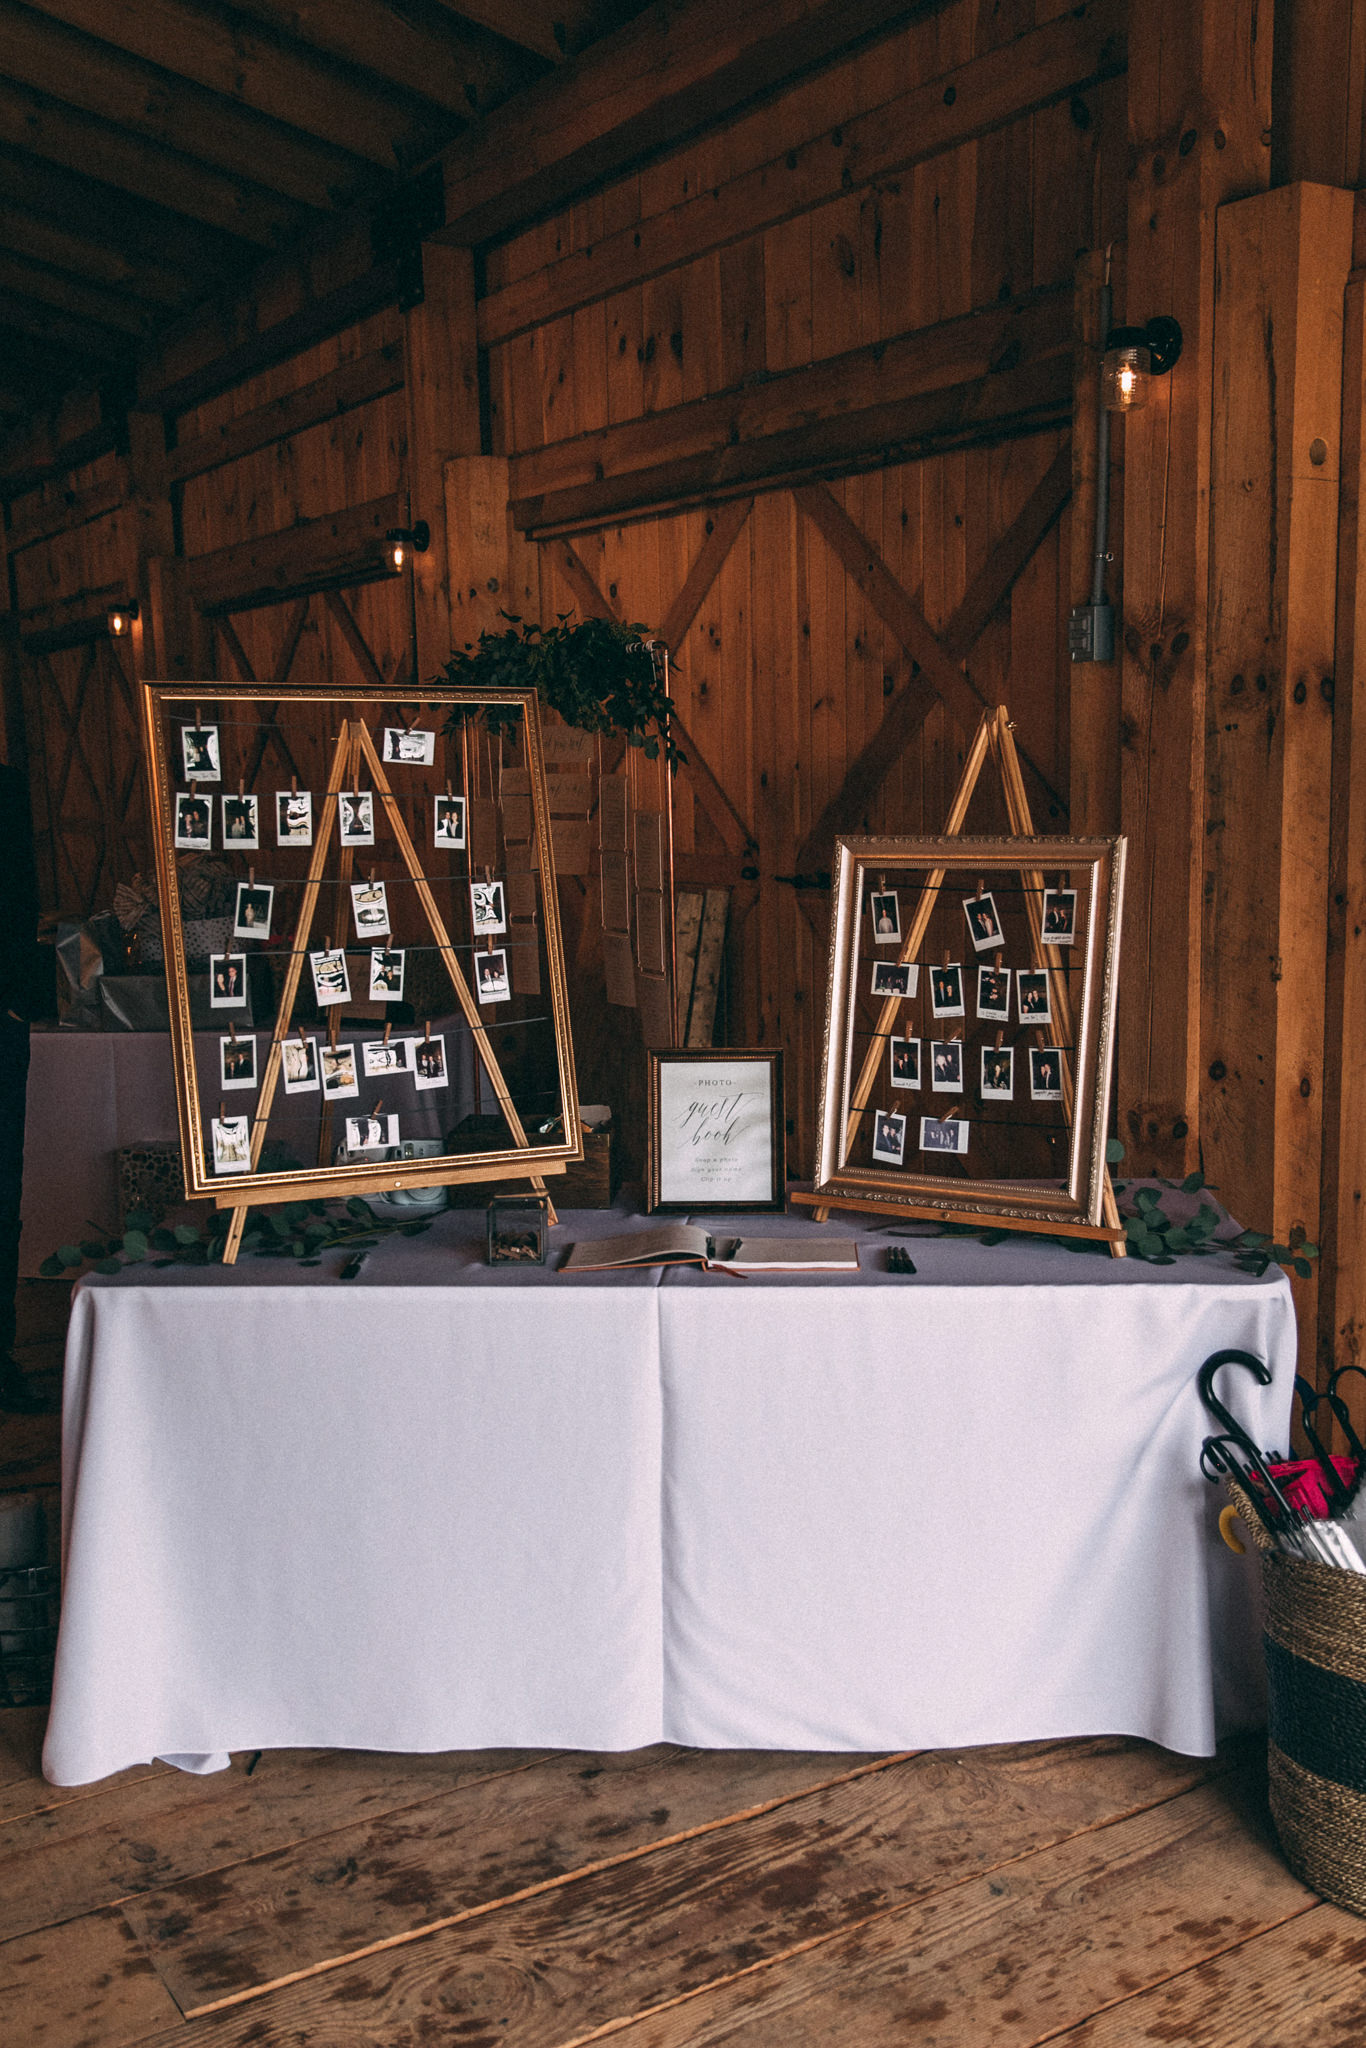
top-left (560, 1226), bottom-right (859, 1273)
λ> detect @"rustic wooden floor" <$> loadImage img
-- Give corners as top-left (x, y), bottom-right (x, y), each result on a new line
top-left (5, 1283), bottom-right (1366, 2047)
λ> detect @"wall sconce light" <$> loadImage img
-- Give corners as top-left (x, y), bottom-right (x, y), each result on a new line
top-left (385, 522), bottom-right (430, 573)
top-left (107, 599), bottom-right (139, 637)
top-left (1101, 316), bottom-right (1183, 411)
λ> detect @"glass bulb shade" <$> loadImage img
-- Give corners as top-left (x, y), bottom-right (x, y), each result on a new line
top-left (1101, 343), bottom-right (1150, 411)
top-left (389, 541), bottom-right (407, 571)
top-left (109, 611), bottom-right (128, 635)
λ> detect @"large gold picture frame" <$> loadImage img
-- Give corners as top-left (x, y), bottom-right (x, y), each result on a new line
top-left (141, 681), bottom-right (582, 1259)
top-left (798, 832), bottom-right (1126, 1246)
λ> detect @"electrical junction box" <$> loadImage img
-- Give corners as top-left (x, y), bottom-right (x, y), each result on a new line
top-left (1068, 602), bottom-right (1115, 663)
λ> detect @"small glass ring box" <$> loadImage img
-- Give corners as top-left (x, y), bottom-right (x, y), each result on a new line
top-left (486, 1195), bottom-right (549, 1266)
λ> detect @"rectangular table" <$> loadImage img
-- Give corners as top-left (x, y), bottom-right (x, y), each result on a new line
top-left (42, 1203), bottom-right (1296, 1785)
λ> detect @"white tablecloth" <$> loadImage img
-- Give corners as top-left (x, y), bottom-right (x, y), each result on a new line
top-left (43, 1205), bottom-right (1296, 1784)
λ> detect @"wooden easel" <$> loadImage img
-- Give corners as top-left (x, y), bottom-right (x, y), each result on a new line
top-left (792, 705), bottom-right (1125, 1254)
top-left (219, 716), bottom-right (557, 1263)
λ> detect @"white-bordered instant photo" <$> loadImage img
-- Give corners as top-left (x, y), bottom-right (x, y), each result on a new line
top-left (475, 947), bottom-right (510, 1003)
top-left (976, 963), bottom-right (1011, 1022)
top-left (221, 791), bottom-right (259, 849)
top-left (350, 878), bottom-right (390, 939)
top-left (211, 1114), bottom-right (250, 1173)
top-left (174, 790), bottom-right (212, 850)
top-left (1042, 888), bottom-right (1077, 946)
top-left (1017, 969), bottom-right (1052, 1024)
top-left (209, 953), bottom-right (247, 1008)
top-left (870, 891), bottom-right (901, 944)
top-left (320, 1044), bottom-right (359, 1100)
top-left (233, 881), bottom-right (274, 940)
top-left (871, 960), bottom-right (917, 999)
top-left (963, 891), bottom-right (1003, 952)
top-left (276, 790), bottom-right (313, 845)
top-left (929, 963), bottom-right (965, 1018)
top-left (369, 947), bottom-right (405, 1000)
top-left (433, 793), bottom-right (466, 848)
top-left (470, 878), bottom-right (507, 935)
top-left (1031, 1045), bottom-right (1065, 1101)
top-left (362, 1037), bottom-right (409, 1077)
top-left (412, 1033), bottom-right (448, 1090)
top-left (338, 791), bottom-right (375, 846)
top-left (930, 1039), bottom-right (963, 1093)
top-left (981, 1045), bottom-right (1014, 1100)
top-left (871, 1108), bottom-right (906, 1166)
top-left (181, 725), bottom-right (220, 781)
top-left (310, 947), bottom-right (350, 1007)
top-left (281, 1035), bottom-right (320, 1094)
top-left (346, 1112), bottom-right (401, 1150)
top-left (920, 1115), bottom-right (970, 1157)
top-left (889, 1036), bottom-right (920, 1089)
top-left (219, 1033), bottom-right (257, 1091)
top-left (382, 727), bottom-right (435, 766)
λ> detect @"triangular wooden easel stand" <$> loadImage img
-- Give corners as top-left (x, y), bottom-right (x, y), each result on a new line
top-left (218, 716), bottom-right (556, 1264)
top-left (793, 704), bottom-right (1125, 1255)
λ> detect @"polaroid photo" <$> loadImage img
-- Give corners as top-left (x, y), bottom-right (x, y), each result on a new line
top-left (1043, 888), bottom-right (1078, 946)
top-left (981, 1045), bottom-right (1015, 1100)
top-left (362, 1038), bottom-right (409, 1078)
top-left (929, 963), bottom-right (965, 1018)
top-left (210, 1114), bottom-right (250, 1174)
top-left (276, 790), bottom-right (313, 845)
top-left (889, 1036), bottom-right (920, 1090)
top-left (412, 1034), bottom-right (448, 1091)
top-left (870, 891), bottom-right (901, 944)
top-left (963, 891), bottom-right (1003, 953)
top-left (382, 727), bottom-right (436, 766)
top-left (470, 878), bottom-right (507, 936)
top-left (871, 1108), bottom-right (907, 1166)
top-left (433, 793), bottom-right (466, 849)
top-left (221, 792), bottom-right (259, 849)
top-left (219, 1033), bottom-right (257, 1091)
top-left (976, 964), bottom-right (1011, 1022)
top-left (1016, 969), bottom-right (1052, 1024)
top-left (930, 1039), bottom-right (964, 1093)
top-left (1031, 1046), bottom-right (1065, 1102)
top-left (346, 1112), bottom-right (401, 1151)
top-left (310, 947), bottom-right (351, 1007)
top-left (181, 725), bottom-right (220, 781)
top-left (870, 960), bottom-right (918, 1000)
top-left (350, 878), bottom-right (390, 939)
top-left (174, 790), bottom-right (212, 850)
top-left (920, 1115), bottom-right (970, 1157)
top-left (281, 1035), bottom-right (320, 1094)
top-left (475, 947), bottom-right (510, 1003)
top-left (209, 953), bottom-right (248, 1008)
top-left (369, 947), bottom-right (405, 1001)
top-left (338, 791), bottom-right (375, 846)
top-left (232, 881), bottom-right (274, 941)
top-left (320, 1044), bottom-right (359, 1100)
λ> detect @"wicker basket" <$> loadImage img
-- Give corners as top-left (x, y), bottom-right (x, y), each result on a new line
top-left (1230, 1478), bottom-right (1366, 1914)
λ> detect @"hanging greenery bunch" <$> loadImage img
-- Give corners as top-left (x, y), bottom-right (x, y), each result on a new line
top-left (440, 613), bottom-right (684, 767)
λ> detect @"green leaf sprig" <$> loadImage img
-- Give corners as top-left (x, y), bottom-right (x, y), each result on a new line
top-left (41, 1198), bottom-right (434, 1280)
top-left (1104, 1142), bottom-right (1318, 1277)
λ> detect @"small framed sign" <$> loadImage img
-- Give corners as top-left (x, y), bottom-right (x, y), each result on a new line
top-left (646, 1048), bottom-right (785, 1213)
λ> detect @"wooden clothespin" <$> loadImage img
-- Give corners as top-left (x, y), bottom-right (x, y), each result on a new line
top-left (373, 1097), bottom-right (384, 1118)
top-left (248, 865), bottom-right (255, 889)
top-left (229, 1019), bottom-right (238, 1042)
top-left (382, 1020), bottom-right (392, 1045)
top-left (290, 775), bottom-right (297, 796)
top-left (218, 1098), bottom-right (226, 1122)
top-left (238, 773), bottom-right (245, 798)
top-left (424, 1017), bottom-right (431, 1041)
top-left (995, 1027), bottom-right (1005, 1049)
top-left (976, 877), bottom-right (985, 898)
top-left (195, 703), bottom-right (203, 729)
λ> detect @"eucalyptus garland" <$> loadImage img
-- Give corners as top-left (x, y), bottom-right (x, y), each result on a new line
top-left (440, 614), bottom-right (683, 767)
top-left (40, 1198), bottom-right (433, 1279)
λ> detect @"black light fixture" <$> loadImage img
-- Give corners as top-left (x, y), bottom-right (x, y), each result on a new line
top-left (107, 599), bottom-right (139, 637)
top-left (1101, 316), bottom-right (1183, 412)
top-left (385, 521), bottom-right (430, 573)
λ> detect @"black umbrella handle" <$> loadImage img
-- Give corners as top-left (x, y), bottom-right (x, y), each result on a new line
top-left (1197, 1349), bottom-right (1273, 1461)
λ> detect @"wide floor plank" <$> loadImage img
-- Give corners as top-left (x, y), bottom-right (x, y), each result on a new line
top-left (130, 1738), bottom-right (1224, 2042)
top-left (0, 1905), bottom-right (181, 2048)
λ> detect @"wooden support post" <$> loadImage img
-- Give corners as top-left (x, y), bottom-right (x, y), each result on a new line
top-left (1118, 0), bottom-right (1272, 1175)
top-left (445, 453), bottom-right (541, 652)
top-left (404, 244), bottom-right (480, 683)
top-left (1204, 183), bottom-right (1353, 1372)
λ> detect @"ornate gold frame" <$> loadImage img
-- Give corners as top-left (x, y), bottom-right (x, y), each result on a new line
top-left (803, 833), bottom-right (1126, 1240)
top-left (141, 681), bottom-right (582, 1255)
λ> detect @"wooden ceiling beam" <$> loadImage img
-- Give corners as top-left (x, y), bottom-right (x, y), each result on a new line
top-left (229, 0), bottom-right (541, 121)
top-left (0, 251), bottom-right (158, 338)
top-left (0, 10), bottom-right (371, 212)
top-left (0, 202), bottom-right (195, 310)
top-left (0, 294), bottom-right (133, 364)
top-left (20, 0), bottom-right (449, 170)
top-left (434, 0), bottom-right (944, 247)
top-left (0, 143), bottom-right (251, 283)
top-left (0, 81), bottom-right (304, 247)
top-left (426, 0), bottom-right (563, 63)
